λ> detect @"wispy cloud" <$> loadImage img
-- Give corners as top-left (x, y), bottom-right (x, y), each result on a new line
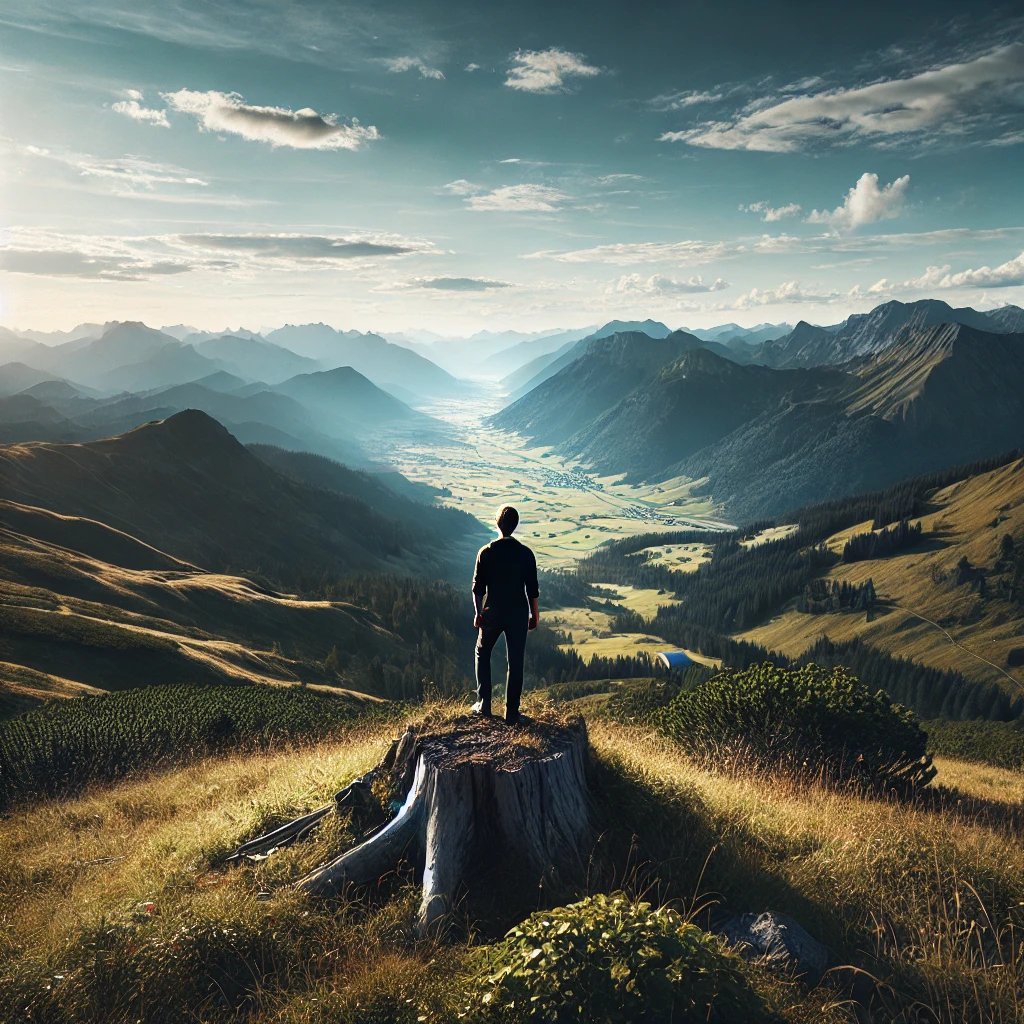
top-left (647, 89), bottom-right (723, 111)
top-left (384, 56), bottom-right (444, 79)
top-left (614, 273), bottom-right (729, 295)
top-left (177, 233), bottom-right (435, 260)
top-left (661, 43), bottom-right (1024, 151)
top-left (464, 63), bottom-right (480, 72)
top-left (452, 183), bottom-right (569, 212)
top-left (0, 248), bottom-right (189, 280)
top-left (162, 89), bottom-right (379, 149)
top-left (807, 172), bottom-right (910, 231)
top-left (740, 200), bottom-right (802, 222)
top-left (17, 142), bottom-right (208, 190)
top-left (524, 240), bottom-right (729, 265)
top-left (404, 277), bottom-right (512, 291)
top-left (112, 91), bottom-right (170, 127)
top-left (872, 250), bottom-right (1024, 294)
top-left (505, 47), bottom-right (600, 94)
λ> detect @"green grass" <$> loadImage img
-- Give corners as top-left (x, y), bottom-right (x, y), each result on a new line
top-left (0, 683), bottom-right (387, 809)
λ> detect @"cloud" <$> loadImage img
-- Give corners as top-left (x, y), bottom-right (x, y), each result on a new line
top-left (18, 142), bottom-right (208, 191)
top-left (505, 47), bottom-right (600, 94)
top-left (615, 273), bottom-right (729, 295)
top-left (890, 250), bottom-right (1024, 291)
top-left (465, 63), bottom-right (480, 72)
top-left (661, 43), bottom-right (1024, 151)
top-left (443, 178), bottom-right (481, 195)
top-left (177, 233), bottom-right (434, 260)
top-left (524, 240), bottom-right (730, 265)
top-left (161, 89), bottom-right (379, 149)
top-left (464, 184), bottom-right (568, 212)
top-left (730, 281), bottom-right (840, 307)
top-left (112, 93), bottom-right (170, 127)
top-left (741, 201), bottom-right (802, 222)
top-left (384, 56), bottom-right (444, 79)
top-left (406, 276), bottom-right (513, 291)
top-left (807, 172), bottom-right (910, 231)
top-left (648, 89), bottom-right (723, 111)
top-left (0, 246), bottom-right (191, 281)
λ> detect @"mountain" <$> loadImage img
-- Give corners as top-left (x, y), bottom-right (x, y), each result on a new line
top-left (269, 366), bottom-right (419, 429)
top-left (0, 410), bottom-right (442, 583)
top-left (95, 343), bottom-right (219, 393)
top-left (756, 300), bottom-right (1024, 369)
top-left (591, 319), bottom-right (672, 340)
top-left (562, 348), bottom-right (850, 480)
top-left (0, 362), bottom-right (60, 397)
top-left (265, 324), bottom-right (464, 398)
top-left (193, 335), bottom-right (319, 383)
top-left (474, 327), bottom-right (598, 379)
top-left (676, 323), bottom-right (1024, 519)
top-left (489, 331), bottom-right (706, 444)
top-left (247, 444), bottom-right (483, 545)
top-left (499, 339), bottom-right (581, 396)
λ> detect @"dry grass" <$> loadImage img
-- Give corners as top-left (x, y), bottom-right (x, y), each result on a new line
top-left (2, 704), bottom-right (1023, 1021)
top-left (588, 719), bottom-right (1024, 1022)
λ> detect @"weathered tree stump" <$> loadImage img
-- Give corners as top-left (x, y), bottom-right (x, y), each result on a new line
top-left (296, 713), bottom-right (590, 934)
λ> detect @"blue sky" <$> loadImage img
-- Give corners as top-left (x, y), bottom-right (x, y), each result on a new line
top-left (1, 0), bottom-right (1023, 334)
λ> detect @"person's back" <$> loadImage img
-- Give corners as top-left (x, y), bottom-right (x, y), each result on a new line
top-left (472, 506), bottom-right (539, 724)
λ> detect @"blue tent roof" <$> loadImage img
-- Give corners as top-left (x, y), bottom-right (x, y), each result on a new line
top-left (657, 651), bottom-right (694, 670)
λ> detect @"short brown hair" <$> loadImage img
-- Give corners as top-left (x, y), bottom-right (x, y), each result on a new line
top-left (497, 506), bottom-right (519, 535)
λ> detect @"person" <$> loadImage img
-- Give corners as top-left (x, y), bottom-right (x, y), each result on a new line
top-left (471, 505), bottom-right (539, 725)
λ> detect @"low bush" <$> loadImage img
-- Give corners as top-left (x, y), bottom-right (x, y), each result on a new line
top-left (660, 662), bottom-right (936, 792)
top-left (924, 718), bottom-right (1024, 771)
top-left (0, 683), bottom-right (379, 808)
top-left (467, 892), bottom-right (764, 1024)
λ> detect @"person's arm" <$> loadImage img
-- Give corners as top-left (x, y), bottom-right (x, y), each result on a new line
top-left (472, 548), bottom-right (487, 628)
top-left (525, 548), bottom-right (540, 631)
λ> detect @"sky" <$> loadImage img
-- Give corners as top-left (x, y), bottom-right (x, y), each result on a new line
top-left (1, 0), bottom-right (1023, 336)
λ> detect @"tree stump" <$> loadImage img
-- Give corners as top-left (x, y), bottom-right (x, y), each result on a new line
top-left (296, 713), bottom-right (590, 934)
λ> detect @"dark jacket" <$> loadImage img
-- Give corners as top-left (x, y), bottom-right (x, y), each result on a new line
top-left (472, 536), bottom-right (539, 624)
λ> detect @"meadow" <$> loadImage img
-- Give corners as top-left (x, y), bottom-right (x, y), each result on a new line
top-left (1, 686), bottom-right (1022, 1023)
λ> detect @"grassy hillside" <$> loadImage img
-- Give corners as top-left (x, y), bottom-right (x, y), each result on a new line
top-left (0, 410), bottom-right (445, 584)
top-left (736, 455), bottom-right (1024, 691)
top-left (0, 696), bottom-right (1022, 1022)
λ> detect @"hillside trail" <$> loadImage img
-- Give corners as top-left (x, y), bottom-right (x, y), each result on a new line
top-left (893, 602), bottom-right (1024, 693)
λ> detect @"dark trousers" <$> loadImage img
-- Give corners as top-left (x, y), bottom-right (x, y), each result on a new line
top-left (475, 619), bottom-right (528, 722)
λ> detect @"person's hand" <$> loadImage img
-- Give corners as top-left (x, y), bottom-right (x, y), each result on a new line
top-left (474, 613), bottom-right (484, 629)
top-left (528, 613), bottom-right (538, 631)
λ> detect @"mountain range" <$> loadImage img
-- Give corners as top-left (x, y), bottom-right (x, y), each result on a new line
top-left (491, 301), bottom-right (1024, 519)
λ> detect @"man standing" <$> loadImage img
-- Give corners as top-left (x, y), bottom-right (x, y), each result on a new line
top-left (471, 505), bottom-right (539, 725)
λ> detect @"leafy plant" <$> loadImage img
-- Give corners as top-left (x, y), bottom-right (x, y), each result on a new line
top-left (467, 892), bottom-right (764, 1024)
top-left (659, 662), bottom-right (936, 792)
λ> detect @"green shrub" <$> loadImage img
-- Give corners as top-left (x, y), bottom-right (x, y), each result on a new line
top-left (0, 683), bottom-right (377, 809)
top-left (660, 662), bottom-right (935, 792)
top-left (467, 892), bottom-right (764, 1024)
top-left (924, 718), bottom-right (1024, 771)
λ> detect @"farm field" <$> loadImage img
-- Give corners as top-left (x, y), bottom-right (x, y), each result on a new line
top-left (384, 387), bottom-right (732, 570)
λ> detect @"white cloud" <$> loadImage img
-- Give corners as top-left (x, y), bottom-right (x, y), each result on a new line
top-left (384, 56), bottom-right (444, 80)
top-left (125, 88), bottom-right (144, 100)
top-left (19, 143), bottom-right (207, 189)
top-left (464, 184), bottom-right (568, 212)
top-left (177, 233), bottom-right (436, 262)
top-left (615, 273), bottom-right (729, 295)
top-left (443, 178), bottom-right (482, 195)
top-left (112, 98), bottom-right (170, 127)
top-left (524, 240), bottom-right (730, 265)
top-left (741, 200), bottom-right (802, 222)
top-left (662, 43), bottom-right (1024, 151)
top-left (161, 89), bottom-right (379, 150)
top-left (807, 172), bottom-right (910, 231)
top-left (464, 63), bottom-right (481, 72)
top-left (730, 281), bottom-right (841, 308)
top-left (403, 276), bottom-right (513, 291)
top-left (890, 250), bottom-right (1024, 291)
top-left (505, 47), bottom-right (600, 94)
top-left (648, 89), bottom-right (723, 110)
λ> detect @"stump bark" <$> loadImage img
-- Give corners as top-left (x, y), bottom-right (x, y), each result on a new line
top-left (296, 714), bottom-right (590, 933)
